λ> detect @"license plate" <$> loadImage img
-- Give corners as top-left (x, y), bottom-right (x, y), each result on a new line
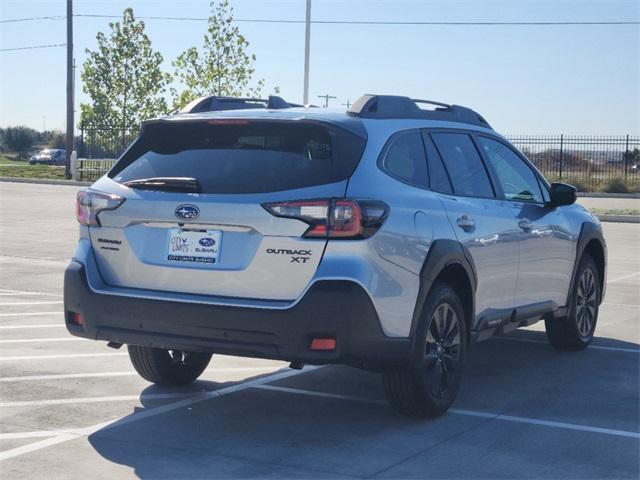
top-left (167, 229), bottom-right (221, 264)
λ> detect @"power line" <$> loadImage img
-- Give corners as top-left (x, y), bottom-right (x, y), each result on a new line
top-left (2, 13), bottom-right (637, 26)
top-left (25, 14), bottom-right (640, 26)
top-left (0, 16), bottom-right (64, 23)
top-left (0, 43), bottom-right (67, 53)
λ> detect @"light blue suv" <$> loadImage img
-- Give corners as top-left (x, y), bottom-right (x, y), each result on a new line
top-left (64, 94), bottom-right (606, 417)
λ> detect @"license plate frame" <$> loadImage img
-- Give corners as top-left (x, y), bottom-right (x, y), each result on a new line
top-left (166, 229), bottom-right (222, 265)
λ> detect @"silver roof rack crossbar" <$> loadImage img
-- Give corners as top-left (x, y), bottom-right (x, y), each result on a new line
top-left (347, 94), bottom-right (492, 129)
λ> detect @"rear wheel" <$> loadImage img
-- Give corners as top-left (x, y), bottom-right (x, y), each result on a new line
top-left (383, 281), bottom-right (467, 418)
top-left (128, 345), bottom-right (212, 385)
top-left (545, 253), bottom-right (600, 350)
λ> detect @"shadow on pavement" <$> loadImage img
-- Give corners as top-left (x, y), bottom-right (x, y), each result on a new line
top-left (87, 329), bottom-right (640, 479)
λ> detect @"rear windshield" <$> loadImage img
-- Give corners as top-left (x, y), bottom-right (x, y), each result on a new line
top-left (110, 121), bottom-right (366, 194)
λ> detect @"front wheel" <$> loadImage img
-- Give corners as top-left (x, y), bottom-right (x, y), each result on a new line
top-left (128, 345), bottom-right (212, 385)
top-left (545, 253), bottom-right (600, 350)
top-left (383, 281), bottom-right (467, 418)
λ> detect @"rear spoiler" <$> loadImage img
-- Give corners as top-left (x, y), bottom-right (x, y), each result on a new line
top-left (179, 95), bottom-right (307, 114)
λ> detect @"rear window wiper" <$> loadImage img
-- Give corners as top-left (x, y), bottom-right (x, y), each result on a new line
top-left (123, 177), bottom-right (202, 193)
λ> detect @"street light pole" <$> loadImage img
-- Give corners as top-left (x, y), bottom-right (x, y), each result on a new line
top-left (65, 0), bottom-right (74, 178)
top-left (303, 0), bottom-right (311, 106)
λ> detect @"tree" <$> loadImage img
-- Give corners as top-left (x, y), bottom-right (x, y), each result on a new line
top-left (171, 0), bottom-right (265, 110)
top-left (80, 8), bottom-right (172, 129)
top-left (2, 126), bottom-right (36, 158)
top-left (48, 131), bottom-right (66, 149)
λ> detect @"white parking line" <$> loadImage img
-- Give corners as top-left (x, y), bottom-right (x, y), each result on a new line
top-left (0, 337), bottom-right (82, 344)
top-left (0, 352), bottom-right (128, 361)
top-left (497, 336), bottom-right (640, 353)
top-left (0, 289), bottom-right (62, 297)
top-left (0, 392), bottom-right (196, 408)
top-left (0, 301), bottom-right (63, 306)
top-left (602, 302), bottom-right (640, 308)
top-left (608, 271), bottom-right (640, 284)
top-left (0, 325), bottom-right (64, 330)
top-left (0, 366), bottom-right (314, 461)
top-left (0, 312), bottom-right (61, 317)
top-left (0, 367), bottom-right (279, 382)
top-left (0, 430), bottom-right (63, 440)
top-left (254, 385), bottom-right (640, 440)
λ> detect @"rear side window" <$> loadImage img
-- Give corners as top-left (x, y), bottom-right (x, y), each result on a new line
top-left (110, 121), bottom-right (366, 194)
top-left (431, 133), bottom-right (494, 198)
top-left (380, 131), bottom-right (428, 187)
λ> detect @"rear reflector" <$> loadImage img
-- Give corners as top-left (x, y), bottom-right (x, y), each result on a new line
top-left (69, 312), bottom-right (85, 326)
top-left (310, 338), bottom-right (336, 351)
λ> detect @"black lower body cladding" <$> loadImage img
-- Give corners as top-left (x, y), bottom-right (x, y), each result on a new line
top-left (64, 261), bottom-right (410, 369)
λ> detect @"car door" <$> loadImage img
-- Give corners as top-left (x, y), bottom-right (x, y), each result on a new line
top-left (426, 131), bottom-right (520, 330)
top-left (475, 134), bottom-right (574, 310)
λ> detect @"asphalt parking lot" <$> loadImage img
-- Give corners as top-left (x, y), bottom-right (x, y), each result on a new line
top-left (0, 181), bottom-right (638, 479)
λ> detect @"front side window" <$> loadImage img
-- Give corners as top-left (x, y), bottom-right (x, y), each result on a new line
top-left (476, 136), bottom-right (544, 203)
top-left (381, 131), bottom-right (428, 188)
top-left (431, 133), bottom-right (494, 198)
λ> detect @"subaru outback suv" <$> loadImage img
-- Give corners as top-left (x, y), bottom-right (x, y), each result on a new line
top-left (64, 94), bottom-right (606, 417)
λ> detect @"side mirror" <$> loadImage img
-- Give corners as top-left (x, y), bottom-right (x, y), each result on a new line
top-left (549, 182), bottom-right (577, 207)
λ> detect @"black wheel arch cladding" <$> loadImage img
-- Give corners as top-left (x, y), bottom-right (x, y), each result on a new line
top-left (410, 239), bottom-right (477, 346)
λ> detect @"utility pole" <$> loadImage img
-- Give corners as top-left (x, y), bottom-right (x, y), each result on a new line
top-left (317, 94), bottom-right (336, 108)
top-left (303, 0), bottom-right (311, 105)
top-left (65, 0), bottom-right (73, 178)
top-left (341, 100), bottom-right (351, 109)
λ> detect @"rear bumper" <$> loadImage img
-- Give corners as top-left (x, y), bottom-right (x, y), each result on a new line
top-left (64, 261), bottom-right (411, 369)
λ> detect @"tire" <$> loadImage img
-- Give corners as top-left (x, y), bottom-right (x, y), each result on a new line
top-left (545, 253), bottom-right (600, 351)
top-left (127, 345), bottom-right (212, 385)
top-left (383, 281), bottom-right (467, 418)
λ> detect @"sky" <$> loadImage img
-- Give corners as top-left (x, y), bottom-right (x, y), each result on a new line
top-left (0, 0), bottom-right (638, 134)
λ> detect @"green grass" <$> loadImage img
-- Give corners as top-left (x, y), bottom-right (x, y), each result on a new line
top-left (590, 208), bottom-right (640, 216)
top-left (0, 164), bottom-right (66, 180)
top-left (0, 153), bottom-right (25, 165)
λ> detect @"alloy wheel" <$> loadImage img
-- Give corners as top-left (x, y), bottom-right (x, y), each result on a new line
top-left (424, 302), bottom-right (461, 397)
top-left (576, 267), bottom-right (597, 337)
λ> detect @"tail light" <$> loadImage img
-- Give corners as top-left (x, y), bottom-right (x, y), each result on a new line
top-left (76, 190), bottom-right (125, 226)
top-left (263, 198), bottom-right (388, 239)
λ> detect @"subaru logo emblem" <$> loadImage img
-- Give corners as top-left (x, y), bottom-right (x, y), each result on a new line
top-left (175, 204), bottom-right (199, 221)
top-left (199, 237), bottom-right (215, 247)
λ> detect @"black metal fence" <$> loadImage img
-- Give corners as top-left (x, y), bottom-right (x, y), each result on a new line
top-left (507, 135), bottom-right (639, 191)
top-left (78, 124), bottom-right (139, 160)
top-left (76, 124), bottom-right (640, 191)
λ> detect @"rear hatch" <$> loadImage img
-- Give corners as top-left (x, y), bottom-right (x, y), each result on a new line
top-left (88, 117), bottom-right (366, 301)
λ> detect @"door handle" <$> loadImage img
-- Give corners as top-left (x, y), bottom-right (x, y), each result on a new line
top-left (519, 219), bottom-right (534, 231)
top-left (456, 215), bottom-right (475, 231)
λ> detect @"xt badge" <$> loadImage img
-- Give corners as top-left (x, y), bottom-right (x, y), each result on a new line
top-left (266, 248), bottom-right (312, 264)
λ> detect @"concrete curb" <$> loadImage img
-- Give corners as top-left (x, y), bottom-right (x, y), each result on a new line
top-left (0, 177), bottom-right (91, 187)
top-left (578, 192), bottom-right (640, 199)
top-left (596, 214), bottom-right (640, 224)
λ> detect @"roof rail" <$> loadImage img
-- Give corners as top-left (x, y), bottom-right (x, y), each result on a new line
top-left (180, 95), bottom-right (302, 114)
top-left (347, 94), bottom-right (492, 129)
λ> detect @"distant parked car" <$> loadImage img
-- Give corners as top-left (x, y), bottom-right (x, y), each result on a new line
top-left (29, 149), bottom-right (66, 165)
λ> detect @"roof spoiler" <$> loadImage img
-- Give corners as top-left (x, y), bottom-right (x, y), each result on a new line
top-left (347, 94), bottom-right (492, 129)
top-left (179, 95), bottom-right (305, 114)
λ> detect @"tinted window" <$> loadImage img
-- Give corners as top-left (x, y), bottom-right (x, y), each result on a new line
top-left (381, 131), bottom-right (428, 187)
top-left (110, 121), bottom-right (365, 194)
top-left (477, 136), bottom-right (543, 203)
top-left (431, 133), bottom-right (494, 198)
top-left (422, 132), bottom-right (453, 194)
